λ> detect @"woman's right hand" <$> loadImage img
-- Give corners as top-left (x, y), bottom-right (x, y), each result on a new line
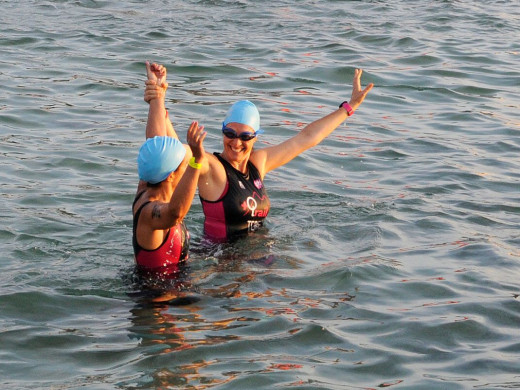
top-left (144, 80), bottom-right (167, 103)
top-left (186, 121), bottom-right (207, 161)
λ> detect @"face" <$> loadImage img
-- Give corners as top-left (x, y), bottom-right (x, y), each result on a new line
top-left (221, 122), bottom-right (257, 162)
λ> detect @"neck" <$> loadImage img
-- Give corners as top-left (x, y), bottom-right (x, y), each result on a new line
top-left (147, 181), bottom-right (174, 202)
top-left (221, 152), bottom-right (249, 173)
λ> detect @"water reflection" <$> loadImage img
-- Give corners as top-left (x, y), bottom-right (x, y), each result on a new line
top-left (123, 234), bottom-right (361, 389)
top-left (126, 297), bottom-right (243, 388)
top-left (128, 302), bottom-right (244, 355)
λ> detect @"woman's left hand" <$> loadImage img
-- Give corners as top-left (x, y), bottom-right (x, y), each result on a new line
top-left (348, 69), bottom-right (373, 111)
top-left (146, 61), bottom-right (167, 87)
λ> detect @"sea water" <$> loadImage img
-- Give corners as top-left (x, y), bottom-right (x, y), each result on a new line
top-left (1, 0), bottom-right (519, 389)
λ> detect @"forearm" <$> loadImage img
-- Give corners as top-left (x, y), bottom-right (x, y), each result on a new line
top-left (145, 88), bottom-right (167, 139)
top-left (298, 108), bottom-right (348, 147)
top-left (167, 165), bottom-right (200, 223)
top-left (261, 69), bottom-right (372, 175)
top-left (165, 110), bottom-right (180, 139)
top-left (260, 108), bottom-right (350, 174)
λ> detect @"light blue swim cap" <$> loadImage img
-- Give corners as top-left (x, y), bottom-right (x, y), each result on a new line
top-left (137, 136), bottom-right (186, 184)
top-left (223, 100), bottom-right (261, 132)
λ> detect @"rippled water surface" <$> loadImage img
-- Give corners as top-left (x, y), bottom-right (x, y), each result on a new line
top-left (1, 0), bottom-right (519, 389)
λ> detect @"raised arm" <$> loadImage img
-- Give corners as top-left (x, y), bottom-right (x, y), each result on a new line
top-left (148, 122), bottom-right (207, 230)
top-left (166, 121), bottom-right (207, 221)
top-left (252, 68), bottom-right (373, 177)
top-left (144, 62), bottom-right (179, 139)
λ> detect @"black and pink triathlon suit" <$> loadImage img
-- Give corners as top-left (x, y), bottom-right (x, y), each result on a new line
top-left (200, 153), bottom-right (270, 241)
top-left (132, 191), bottom-right (189, 276)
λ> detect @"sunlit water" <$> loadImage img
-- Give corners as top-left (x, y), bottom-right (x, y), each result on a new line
top-left (1, 0), bottom-right (519, 389)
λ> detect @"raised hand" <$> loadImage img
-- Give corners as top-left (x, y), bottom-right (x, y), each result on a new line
top-left (186, 121), bottom-right (207, 161)
top-left (144, 80), bottom-right (165, 103)
top-left (144, 62), bottom-right (168, 104)
top-left (145, 61), bottom-right (167, 87)
top-left (348, 69), bottom-right (373, 112)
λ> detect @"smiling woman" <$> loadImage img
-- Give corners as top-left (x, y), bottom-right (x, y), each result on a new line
top-left (145, 65), bottom-right (373, 241)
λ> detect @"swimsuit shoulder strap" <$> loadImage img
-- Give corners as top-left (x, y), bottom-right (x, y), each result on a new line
top-left (246, 159), bottom-right (260, 178)
top-left (132, 190), bottom-right (147, 209)
top-left (132, 200), bottom-right (152, 253)
top-left (214, 152), bottom-right (230, 169)
top-left (133, 200), bottom-right (152, 233)
top-left (214, 152), bottom-right (259, 177)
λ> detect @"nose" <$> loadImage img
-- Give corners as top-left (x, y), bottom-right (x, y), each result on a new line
top-left (230, 137), bottom-right (243, 146)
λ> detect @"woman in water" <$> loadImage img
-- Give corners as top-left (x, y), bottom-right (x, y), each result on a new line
top-left (144, 65), bottom-right (373, 241)
top-left (133, 63), bottom-right (207, 276)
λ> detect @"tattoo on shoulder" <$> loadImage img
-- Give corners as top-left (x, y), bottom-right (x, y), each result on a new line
top-left (152, 205), bottom-right (161, 219)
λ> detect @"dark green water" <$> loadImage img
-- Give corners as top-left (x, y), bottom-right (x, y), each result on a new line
top-left (1, 0), bottom-right (519, 389)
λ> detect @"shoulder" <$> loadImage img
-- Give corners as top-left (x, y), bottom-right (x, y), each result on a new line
top-left (203, 151), bottom-right (225, 176)
top-left (249, 149), bottom-right (268, 179)
top-left (198, 151), bottom-right (227, 201)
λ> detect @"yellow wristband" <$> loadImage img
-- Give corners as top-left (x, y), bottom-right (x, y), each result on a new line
top-left (188, 157), bottom-right (202, 170)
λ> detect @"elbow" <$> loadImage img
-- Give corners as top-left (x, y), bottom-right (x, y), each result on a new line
top-left (299, 131), bottom-right (320, 149)
top-left (309, 138), bottom-right (320, 148)
top-left (304, 135), bottom-right (320, 149)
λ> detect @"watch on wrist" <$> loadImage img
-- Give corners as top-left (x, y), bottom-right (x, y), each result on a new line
top-left (339, 101), bottom-right (354, 116)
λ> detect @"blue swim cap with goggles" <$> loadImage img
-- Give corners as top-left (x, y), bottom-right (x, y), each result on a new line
top-left (137, 136), bottom-right (186, 184)
top-left (222, 100), bottom-right (264, 136)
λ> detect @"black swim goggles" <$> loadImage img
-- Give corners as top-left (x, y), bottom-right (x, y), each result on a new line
top-left (222, 124), bottom-right (263, 141)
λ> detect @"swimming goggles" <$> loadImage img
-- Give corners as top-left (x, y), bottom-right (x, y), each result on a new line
top-left (221, 125), bottom-right (263, 141)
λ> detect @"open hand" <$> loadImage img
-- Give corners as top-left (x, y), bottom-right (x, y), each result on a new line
top-left (186, 121), bottom-right (207, 161)
top-left (348, 69), bottom-right (373, 112)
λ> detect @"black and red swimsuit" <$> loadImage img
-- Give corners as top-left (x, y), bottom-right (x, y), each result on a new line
top-left (200, 153), bottom-right (270, 240)
top-left (132, 191), bottom-right (189, 276)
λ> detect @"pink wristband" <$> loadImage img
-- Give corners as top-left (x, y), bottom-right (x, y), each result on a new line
top-left (339, 101), bottom-right (354, 116)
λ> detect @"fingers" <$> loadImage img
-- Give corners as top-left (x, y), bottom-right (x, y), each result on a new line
top-left (354, 68), bottom-right (373, 94)
top-left (145, 80), bottom-right (167, 91)
top-left (146, 61), bottom-right (167, 84)
top-left (347, 68), bottom-right (373, 110)
top-left (143, 83), bottom-right (164, 103)
top-left (188, 122), bottom-right (205, 137)
top-left (145, 61), bottom-right (153, 80)
top-left (197, 127), bottom-right (207, 143)
top-left (362, 82), bottom-right (374, 96)
top-left (186, 121), bottom-right (198, 140)
top-left (152, 63), bottom-right (167, 87)
top-left (353, 68), bottom-right (362, 91)
top-left (187, 121), bottom-right (206, 160)
top-left (144, 62), bottom-right (168, 103)
top-left (149, 63), bottom-right (164, 74)
top-left (187, 122), bottom-right (207, 145)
